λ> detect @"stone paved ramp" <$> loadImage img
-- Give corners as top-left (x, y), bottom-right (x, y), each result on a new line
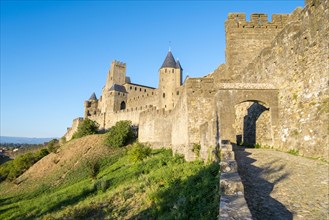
top-left (235, 148), bottom-right (329, 220)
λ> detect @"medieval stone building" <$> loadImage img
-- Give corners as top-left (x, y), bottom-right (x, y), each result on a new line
top-left (65, 0), bottom-right (328, 162)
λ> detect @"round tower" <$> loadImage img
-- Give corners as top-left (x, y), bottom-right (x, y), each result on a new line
top-left (158, 50), bottom-right (183, 110)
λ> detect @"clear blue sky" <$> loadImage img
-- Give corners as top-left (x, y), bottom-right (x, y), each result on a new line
top-left (1, 0), bottom-right (304, 138)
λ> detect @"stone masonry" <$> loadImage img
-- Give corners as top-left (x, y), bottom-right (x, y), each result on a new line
top-left (65, 0), bottom-right (328, 163)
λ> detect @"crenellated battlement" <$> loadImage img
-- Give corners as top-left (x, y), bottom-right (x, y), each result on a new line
top-left (112, 60), bottom-right (126, 68)
top-left (227, 13), bottom-right (289, 29)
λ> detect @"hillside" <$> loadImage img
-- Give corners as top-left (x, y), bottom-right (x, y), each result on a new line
top-left (0, 134), bottom-right (219, 219)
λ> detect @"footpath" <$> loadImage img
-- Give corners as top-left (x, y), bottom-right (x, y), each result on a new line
top-left (235, 148), bottom-right (329, 220)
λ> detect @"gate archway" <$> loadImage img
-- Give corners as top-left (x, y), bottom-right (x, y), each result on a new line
top-left (215, 87), bottom-right (279, 146)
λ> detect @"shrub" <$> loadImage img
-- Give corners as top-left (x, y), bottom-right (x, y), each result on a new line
top-left (47, 139), bottom-right (60, 153)
top-left (94, 179), bottom-right (110, 192)
top-left (192, 143), bottom-right (201, 158)
top-left (128, 142), bottom-right (152, 163)
top-left (85, 160), bottom-right (100, 179)
top-left (287, 149), bottom-right (299, 156)
top-left (72, 119), bottom-right (99, 139)
top-left (105, 120), bottom-right (134, 148)
top-left (0, 148), bottom-right (49, 182)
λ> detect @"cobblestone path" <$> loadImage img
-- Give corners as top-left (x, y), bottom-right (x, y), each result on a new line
top-left (235, 148), bottom-right (329, 220)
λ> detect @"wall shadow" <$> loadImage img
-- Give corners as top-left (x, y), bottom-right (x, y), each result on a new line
top-left (243, 103), bottom-right (269, 146)
top-left (234, 146), bottom-right (292, 220)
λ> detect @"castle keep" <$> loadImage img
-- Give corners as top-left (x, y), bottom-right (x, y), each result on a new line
top-left (65, 0), bottom-right (328, 162)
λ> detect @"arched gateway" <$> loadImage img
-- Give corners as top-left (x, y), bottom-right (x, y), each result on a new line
top-left (215, 84), bottom-right (279, 146)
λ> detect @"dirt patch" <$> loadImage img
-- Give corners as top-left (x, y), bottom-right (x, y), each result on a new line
top-left (15, 134), bottom-right (110, 188)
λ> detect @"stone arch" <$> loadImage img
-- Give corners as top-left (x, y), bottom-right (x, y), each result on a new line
top-left (215, 88), bottom-right (279, 146)
top-left (120, 101), bottom-right (126, 110)
top-left (234, 101), bottom-right (270, 146)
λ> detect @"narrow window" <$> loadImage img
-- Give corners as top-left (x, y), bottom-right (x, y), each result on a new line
top-left (140, 88), bottom-right (142, 91)
top-left (163, 93), bottom-right (165, 98)
top-left (176, 91), bottom-right (179, 95)
top-left (172, 69), bottom-right (174, 73)
top-left (165, 69), bottom-right (167, 73)
top-left (120, 101), bottom-right (126, 110)
top-left (135, 87), bottom-right (137, 91)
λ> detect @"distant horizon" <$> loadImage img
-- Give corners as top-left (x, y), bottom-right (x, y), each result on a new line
top-left (0, 136), bottom-right (57, 144)
top-left (1, 0), bottom-right (304, 138)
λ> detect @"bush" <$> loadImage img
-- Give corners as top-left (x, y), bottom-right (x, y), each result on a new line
top-left (72, 119), bottom-right (99, 139)
top-left (0, 148), bottom-right (49, 182)
top-left (85, 160), bottom-right (100, 179)
top-left (192, 143), bottom-right (201, 158)
top-left (105, 120), bottom-right (134, 148)
top-left (128, 142), bottom-right (152, 163)
top-left (47, 139), bottom-right (60, 153)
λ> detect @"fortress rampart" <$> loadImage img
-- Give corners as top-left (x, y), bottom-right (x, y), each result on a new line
top-left (229, 0), bottom-right (328, 159)
top-left (65, 0), bottom-right (328, 162)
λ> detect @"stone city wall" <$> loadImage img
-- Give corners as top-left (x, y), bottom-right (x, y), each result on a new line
top-left (225, 12), bottom-right (289, 77)
top-left (64, 117), bottom-right (84, 141)
top-left (232, 0), bottom-right (328, 160)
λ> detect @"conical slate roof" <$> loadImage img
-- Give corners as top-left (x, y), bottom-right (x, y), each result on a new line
top-left (89, 92), bottom-right (97, 100)
top-left (175, 59), bottom-right (183, 70)
top-left (160, 51), bottom-right (177, 69)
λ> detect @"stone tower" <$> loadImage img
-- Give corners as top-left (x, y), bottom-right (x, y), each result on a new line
top-left (158, 50), bottom-right (183, 110)
top-left (101, 60), bottom-right (128, 113)
top-left (105, 60), bottom-right (127, 90)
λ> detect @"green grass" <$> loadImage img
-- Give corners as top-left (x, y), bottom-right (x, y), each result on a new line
top-left (0, 145), bottom-right (219, 220)
top-left (287, 149), bottom-right (299, 156)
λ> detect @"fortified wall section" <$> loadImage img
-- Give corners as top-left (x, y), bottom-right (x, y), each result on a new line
top-left (225, 13), bottom-right (288, 79)
top-left (185, 78), bottom-right (217, 161)
top-left (232, 0), bottom-right (328, 160)
top-left (138, 107), bottom-right (173, 148)
top-left (64, 117), bottom-right (84, 141)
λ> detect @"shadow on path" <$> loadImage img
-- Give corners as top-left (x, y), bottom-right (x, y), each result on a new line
top-left (234, 146), bottom-right (293, 220)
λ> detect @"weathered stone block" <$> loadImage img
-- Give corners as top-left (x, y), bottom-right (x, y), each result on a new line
top-left (220, 160), bottom-right (238, 173)
top-left (220, 172), bottom-right (244, 195)
top-left (220, 149), bottom-right (235, 161)
top-left (220, 195), bottom-right (252, 220)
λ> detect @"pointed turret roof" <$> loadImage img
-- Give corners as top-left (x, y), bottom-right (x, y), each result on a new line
top-left (89, 92), bottom-right (97, 100)
top-left (175, 59), bottom-right (183, 70)
top-left (160, 51), bottom-right (177, 69)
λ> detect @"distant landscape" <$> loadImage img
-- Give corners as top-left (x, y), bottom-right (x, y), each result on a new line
top-left (0, 136), bottom-right (57, 144)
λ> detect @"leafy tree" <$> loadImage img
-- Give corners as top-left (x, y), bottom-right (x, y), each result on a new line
top-left (72, 119), bottom-right (99, 139)
top-left (105, 120), bottom-right (134, 148)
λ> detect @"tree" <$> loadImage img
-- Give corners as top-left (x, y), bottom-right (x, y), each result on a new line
top-left (105, 120), bottom-right (134, 148)
top-left (72, 119), bottom-right (99, 139)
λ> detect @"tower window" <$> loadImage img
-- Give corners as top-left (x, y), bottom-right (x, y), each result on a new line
top-left (144, 89), bottom-right (146, 92)
top-left (163, 93), bottom-right (165, 98)
top-left (140, 88), bottom-right (142, 91)
top-left (165, 69), bottom-right (167, 73)
top-left (177, 91), bottom-right (179, 95)
top-left (120, 101), bottom-right (126, 110)
top-left (130, 86), bottom-right (132, 90)
top-left (135, 87), bottom-right (137, 91)
top-left (172, 69), bottom-right (174, 73)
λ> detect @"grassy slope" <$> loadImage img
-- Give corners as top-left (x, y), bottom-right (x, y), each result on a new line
top-left (0, 134), bottom-right (219, 220)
